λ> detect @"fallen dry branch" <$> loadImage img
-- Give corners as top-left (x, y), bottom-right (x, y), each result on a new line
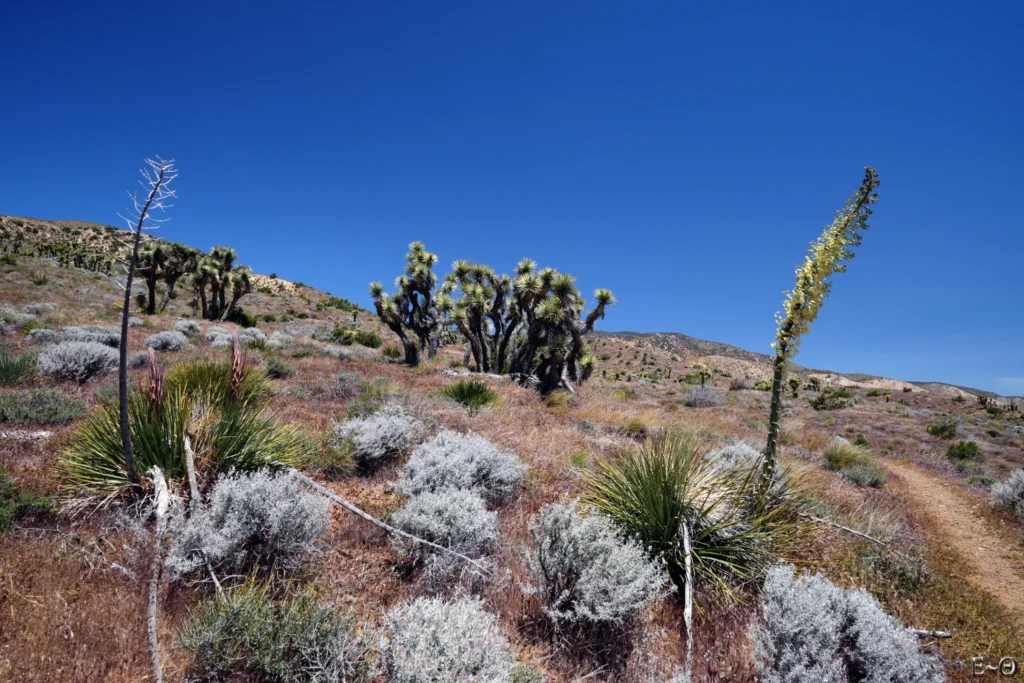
top-left (910, 628), bottom-right (953, 639)
top-left (798, 512), bottom-right (930, 576)
top-left (288, 468), bottom-right (494, 575)
top-left (147, 467), bottom-right (169, 683)
top-left (184, 436), bottom-right (224, 599)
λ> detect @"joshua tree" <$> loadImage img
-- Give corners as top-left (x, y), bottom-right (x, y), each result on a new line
top-left (369, 242), bottom-right (446, 365)
top-left (788, 377), bottom-right (802, 397)
top-left (763, 167), bottom-right (879, 490)
top-left (806, 377), bottom-right (822, 392)
top-left (157, 243), bottom-right (200, 312)
top-left (188, 246), bottom-right (251, 320)
top-left (136, 243), bottom-right (167, 314)
top-left (445, 257), bottom-right (615, 394)
top-left (117, 157), bottom-right (177, 485)
top-left (694, 361), bottom-right (713, 387)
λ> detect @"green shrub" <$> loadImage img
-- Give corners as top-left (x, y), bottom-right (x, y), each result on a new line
top-left (866, 389), bottom-right (882, 397)
top-left (59, 358), bottom-right (315, 501)
top-left (618, 417), bottom-right (650, 440)
top-left (0, 467), bottom-right (53, 534)
top-left (178, 581), bottom-right (376, 682)
top-left (585, 433), bottom-right (791, 597)
top-left (952, 394), bottom-right (965, 404)
top-left (381, 345), bottom-right (402, 359)
top-left (0, 389), bottom-right (87, 424)
top-left (264, 356), bottom-right (294, 379)
top-left (439, 379), bottom-right (498, 414)
top-left (840, 463), bottom-right (887, 488)
top-left (569, 451), bottom-right (589, 468)
top-left (223, 306), bottom-right (258, 328)
top-left (544, 390), bottom-right (572, 408)
top-left (926, 420), bottom-right (957, 440)
top-left (753, 380), bottom-right (773, 391)
top-left (352, 330), bottom-right (382, 348)
top-left (0, 350), bottom-right (36, 384)
top-left (947, 440), bottom-right (981, 462)
top-left (809, 387), bottom-right (852, 411)
top-left (345, 377), bottom-right (398, 418)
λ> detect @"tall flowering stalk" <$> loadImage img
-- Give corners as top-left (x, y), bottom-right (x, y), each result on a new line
top-left (763, 168), bottom-right (880, 488)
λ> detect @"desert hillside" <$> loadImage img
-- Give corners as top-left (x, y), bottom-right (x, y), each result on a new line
top-left (0, 225), bottom-right (1022, 682)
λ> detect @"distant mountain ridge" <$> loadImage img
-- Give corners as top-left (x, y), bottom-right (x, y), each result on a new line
top-left (597, 330), bottom-right (1015, 399)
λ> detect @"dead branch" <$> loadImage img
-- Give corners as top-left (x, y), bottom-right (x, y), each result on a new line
top-left (682, 522), bottom-right (693, 679)
top-left (183, 436), bottom-right (224, 598)
top-left (910, 628), bottom-right (952, 639)
top-left (798, 512), bottom-right (931, 576)
top-left (288, 469), bottom-right (494, 576)
top-left (147, 467), bottom-right (169, 683)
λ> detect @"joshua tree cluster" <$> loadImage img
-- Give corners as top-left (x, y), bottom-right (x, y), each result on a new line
top-left (0, 220), bottom-right (253, 322)
top-left (371, 242), bottom-right (615, 394)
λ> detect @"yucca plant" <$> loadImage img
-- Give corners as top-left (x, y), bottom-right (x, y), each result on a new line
top-left (585, 432), bottom-right (796, 603)
top-left (59, 350), bottom-right (313, 505)
top-left (439, 379), bottom-right (499, 414)
top-left (0, 349), bottom-right (36, 385)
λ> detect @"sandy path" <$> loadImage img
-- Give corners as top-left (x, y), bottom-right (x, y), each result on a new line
top-left (886, 459), bottom-right (1024, 616)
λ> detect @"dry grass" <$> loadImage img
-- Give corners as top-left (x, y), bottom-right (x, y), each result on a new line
top-left (0, 252), bottom-right (1022, 681)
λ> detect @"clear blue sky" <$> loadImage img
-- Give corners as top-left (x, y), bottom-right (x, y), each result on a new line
top-left (2, 2), bottom-right (1021, 393)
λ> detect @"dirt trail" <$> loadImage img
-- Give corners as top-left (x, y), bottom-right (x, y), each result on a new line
top-left (886, 459), bottom-right (1024, 616)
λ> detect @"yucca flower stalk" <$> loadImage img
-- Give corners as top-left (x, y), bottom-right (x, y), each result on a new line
top-left (763, 167), bottom-right (879, 488)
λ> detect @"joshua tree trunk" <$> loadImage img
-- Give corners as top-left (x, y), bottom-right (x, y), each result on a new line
top-left (158, 273), bottom-right (182, 312)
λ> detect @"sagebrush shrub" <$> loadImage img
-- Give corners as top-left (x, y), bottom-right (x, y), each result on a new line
top-left (27, 328), bottom-right (57, 344)
top-left (22, 303), bottom-right (57, 315)
top-left (127, 316), bottom-right (144, 328)
top-left (167, 469), bottom-right (329, 578)
top-left (206, 326), bottom-right (234, 347)
top-left (128, 350), bottom-right (150, 369)
top-left (0, 388), bottom-right (87, 424)
top-left (239, 327), bottom-right (267, 344)
top-left (174, 319), bottom-right (201, 336)
top-left (144, 330), bottom-right (189, 351)
top-left (60, 325), bottom-right (120, 347)
top-left (392, 489), bottom-right (499, 591)
top-left (522, 501), bottom-right (668, 625)
top-left (37, 341), bottom-right (118, 381)
top-left (383, 597), bottom-right (515, 683)
top-left (752, 564), bottom-right (943, 683)
top-left (682, 385), bottom-right (723, 408)
top-left (332, 404), bottom-right (422, 470)
top-left (823, 437), bottom-right (869, 470)
top-left (269, 330), bottom-right (293, 347)
top-left (178, 581), bottom-right (376, 682)
top-left (707, 441), bottom-right (762, 474)
top-left (333, 371), bottom-right (363, 400)
top-left (398, 430), bottom-right (527, 504)
top-left (992, 470), bottom-right (1024, 520)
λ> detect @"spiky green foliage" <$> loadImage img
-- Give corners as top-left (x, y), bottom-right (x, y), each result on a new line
top-left (58, 355), bottom-right (314, 504)
top-left (439, 379), bottom-right (499, 413)
top-left (0, 349), bottom-right (36, 384)
top-left (585, 432), bottom-right (795, 601)
top-left (764, 168), bottom-right (879, 489)
top-left (190, 246), bottom-right (254, 320)
top-left (443, 257), bottom-right (614, 394)
top-left (370, 241), bottom-right (445, 365)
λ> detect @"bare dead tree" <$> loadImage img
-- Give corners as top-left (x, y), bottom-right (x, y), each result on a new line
top-left (117, 158), bottom-right (177, 485)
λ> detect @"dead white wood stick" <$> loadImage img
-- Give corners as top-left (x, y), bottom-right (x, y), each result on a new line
top-left (682, 522), bottom-right (694, 679)
top-left (147, 467), bottom-right (169, 683)
top-left (183, 436), bottom-right (224, 599)
top-left (798, 512), bottom-right (929, 574)
top-left (287, 468), bottom-right (494, 575)
top-left (910, 629), bottom-right (952, 639)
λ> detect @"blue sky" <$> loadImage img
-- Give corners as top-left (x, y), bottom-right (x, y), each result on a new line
top-left (2, 2), bottom-right (1021, 393)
